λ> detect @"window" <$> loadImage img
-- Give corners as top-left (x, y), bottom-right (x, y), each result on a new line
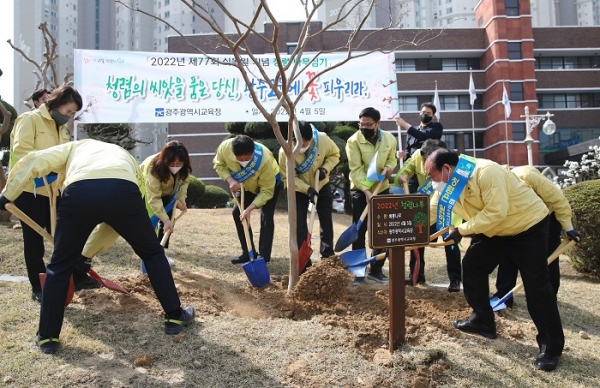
top-left (51, 11), bottom-right (57, 18)
top-left (538, 93), bottom-right (600, 108)
top-left (506, 0), bottom-right (519, 16)
top-left (441, 134), bottom-right (455, 149)
top-left (509, 82), bottom-right (524, 101)
top-left (165, 0), bottom-right (170, 4)
top-left (507, 42), bottom-right (522, 60)
top-left (51, 0), bottom-right (56, 4)
top-left (164, 25), bottom-right (170, 31)
top-left (512, 123), bottom-right (526, 141)
top-left (165, 11), bottom-right (170, 18)
top-left (287, 44), bottom-right (297, 54)
top-left (398, 96), bottom-right (419, 111)
top-left (51, 24), bottom-right (57, 31)
top-left (396, 59), bottom-right (416, 71)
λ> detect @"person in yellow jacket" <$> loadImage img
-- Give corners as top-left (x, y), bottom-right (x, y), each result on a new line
top-left (8, 85), bottom-right (98, 301)
top-left (76, 141), bottom-right (192, 269)
top-left (425, 149), bottom-right (567, 372)
top-left (394, 139), bottom-right (462, 292)
top-left (346, 107), bottom-right (397, 285)
top-left (214, 134), bottom-right (282, 264)
top-left (493, 165), bottom-right (581, 306)
top-left (0, 139), bottom-right (194, 354)
top-left (278, 121), bottom-right (340, 271)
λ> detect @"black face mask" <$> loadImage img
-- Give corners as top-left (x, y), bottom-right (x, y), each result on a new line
top-left (51, 110), bottom-right (71, 126)
top-left (420, 114), bottom-right (432, 124)
top-left (360, 128), bottom-right (376, 138)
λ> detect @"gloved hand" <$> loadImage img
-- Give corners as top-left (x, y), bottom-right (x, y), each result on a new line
top-left (0, 194), bottom-right (10, 211)
top-left (444, 228), bottom-right (462, 245)
top-left (307, 187), bottom-right (319, 204)
top-left (566, 229), bottom-right (582, 243)
top-left (318, 168), bottom-right (327, 181)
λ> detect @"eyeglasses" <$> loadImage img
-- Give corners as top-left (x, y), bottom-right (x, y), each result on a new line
top-left (358, 121), bottom-right (377, 128)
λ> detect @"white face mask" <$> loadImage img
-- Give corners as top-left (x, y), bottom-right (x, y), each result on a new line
top-left (300, 145), bottom-right (310, 153)
top-left (169, 166), bottom-right (183, 175)
top-left (432, 167), bottom-right (449, 193)
top-left (238, 160), bottom-right (250, 168)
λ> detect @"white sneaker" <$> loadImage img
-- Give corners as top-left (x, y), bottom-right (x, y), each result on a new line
top-left (166, 256), bottom-right (175, 267)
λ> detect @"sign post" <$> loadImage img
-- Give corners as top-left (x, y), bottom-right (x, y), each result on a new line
top-left (369, 194), bottom-right (430, 352)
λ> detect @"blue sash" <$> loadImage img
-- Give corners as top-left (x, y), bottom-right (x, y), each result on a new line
top-left (416, 178), bottom-right (433, 195)
top-left (295, 125), bottom-right (319, 174)
top-left (149, 179), bottom-right (181, 229)
top-left (231, 144), bottom-right (263, 183)
top-left (436, 155), bottom-right (476, 234)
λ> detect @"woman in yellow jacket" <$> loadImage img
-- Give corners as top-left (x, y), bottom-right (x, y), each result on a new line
top-left (9, 85), bottom-right (86, 301)
top-left (140, 140), bottom-right (191, 266)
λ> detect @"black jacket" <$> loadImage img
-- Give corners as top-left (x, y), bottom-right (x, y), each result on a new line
top-left (405, 121), bottom-right (443, 158)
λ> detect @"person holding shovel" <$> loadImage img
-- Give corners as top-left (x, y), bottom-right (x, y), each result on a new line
top-left (278, 121), bottom-right (340, 271)
top-left (8, 85), bottom-right (99, 302)
top-left (393, 139), bottom-right (462, 292)
top-left (76, 140), bottom-right (192, 269)
top-left (425, 149), bottom-right (565, 372)
top-left (492, 165), bottom-right (581, 307)
top-left (213, 134), bottom-right (282, 264)
top-left (346, 107), bottom-right (397, 285)
top-left (0, 139), bottom-right (195, 354)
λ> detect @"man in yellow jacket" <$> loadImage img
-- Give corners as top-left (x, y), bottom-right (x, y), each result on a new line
top-left (214, 134), bottom-right (281, 264)
top-left (0, 139), bottom-right (194, 354)
top-left (493, 165), bottom-right (581, 306)
top-left (346, 107), bottom-right (397, 284)
top-left (425, 149), bottom-right (566, 372)
top-left (278, 121), bottom-right (340, 270)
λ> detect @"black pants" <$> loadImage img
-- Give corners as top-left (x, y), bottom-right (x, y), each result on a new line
top-left (14, 192), bottom-right (53, 293)
top-left (350, 188), bottom-right (390, 275)
top-left (407, 223), bottom-right (462, 281)
top-left (296, 183), bottom-right (335, 259)
top-left (38, 179), bottom-right (181, 339)
top-left (496, 212), bottom-right (562, 296)
top-left (462, 216), bottom-right (564, 357)
top-left (232, 183), bottom-right (282, 261)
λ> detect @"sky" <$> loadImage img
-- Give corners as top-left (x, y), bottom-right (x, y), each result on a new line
top-left (0, 1), bottom-right (307, 107)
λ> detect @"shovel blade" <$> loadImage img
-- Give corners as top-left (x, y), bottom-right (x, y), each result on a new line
top-left (243, 257), bottom-right (270, 288)
top-left (346, 262), bottom-right (369, 278)
top-left (39, 273), bottom-right (75, 306)
top-left (334, 222), bottom-right (359, 252)
top-left (298, 234), bottom-right (313, 273)
top-left (489, 296), bottom-right (508, 312)
top-left (89, 269), bottom-right (129, 294)
top-left (339, 249), bottom-right (368, 266)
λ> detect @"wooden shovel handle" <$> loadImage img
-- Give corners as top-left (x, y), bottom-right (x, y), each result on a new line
top-left (232, 184), bottom-right (254, 259)
top-left (6, 203), bottom-right (53, 243)
top-left (160, 200), bottom-right (185, 246)
top-left (358, 179), bottom-right (385, 223)
top-left (307, 169), bottom-right (320, 234)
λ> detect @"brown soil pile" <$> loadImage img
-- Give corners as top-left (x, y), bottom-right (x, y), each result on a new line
top-left (291, 255), bottom-right (353, 304)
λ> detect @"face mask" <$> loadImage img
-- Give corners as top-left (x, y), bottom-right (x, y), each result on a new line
top-left (51, 110), bottom-right (71, 126)
top-left (238, 160), bottom-right (250, 168)
top-left (420, 114), bottom-right (432, 124)
top-left (360, 128), bottom-right (376, 138)
top-left (300, 145), bottom-right (310, 153)
top-left (432, 167), bottom-right (448, 193)
top-left (169, 166), bottom-right (183, 175)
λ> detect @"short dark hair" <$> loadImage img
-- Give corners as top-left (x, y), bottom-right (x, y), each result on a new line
top-left (231, 135), bottom-right (255, 156)
top-left (421, 139), bottom-right (447, 158)
top-left (421, 102), bottom-right (437, 115)
top-left (32, 89), bottom-right (49, 102)
top-left (428, 148), bottom-right (459, 170)
top-left (298, 121), bottom-right (313, 141)
top-left (46, 85), bottom-right (83, 112)
top-left (359, 107), bottom-right (381, 123)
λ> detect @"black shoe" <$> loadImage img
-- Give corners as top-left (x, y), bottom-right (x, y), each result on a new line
top-left (352, 277), bottom-right (366, 286)
top-left (35, 334), bottom-right (59, 354)
top-left (448, 279), bottom-right (461, 293)
top-left (74, 275), bottom-right (102, 291)
top-left (257, 255), bottom-right (270, 263)
top-left (367, 272), bottom-right (389, 283)
top-left (231, 255), bottom-right (249, 264)
top-left (534, 353), bottom-right (559, 371)
top-left (31, 291), bottom-right (43, 303)
top-left (165, 306), bottom-right (195, 335)
top-left (405, 275), bottom-right (426, 286)
top-left (452, 319), bottom-right (497, 339)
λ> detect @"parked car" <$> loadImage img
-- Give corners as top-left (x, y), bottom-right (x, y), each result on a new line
top-left (332, 190), bottom-right (345, 213)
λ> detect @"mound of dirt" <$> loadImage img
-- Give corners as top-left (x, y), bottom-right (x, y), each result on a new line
top-left (291, 255), bottom-right (353, 304)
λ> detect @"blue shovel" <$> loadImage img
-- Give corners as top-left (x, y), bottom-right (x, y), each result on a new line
top-left (233, 185), bottom-right (270, 288)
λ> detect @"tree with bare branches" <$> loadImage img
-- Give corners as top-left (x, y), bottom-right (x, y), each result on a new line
top-left (116, 0), bottom-right (444, 291)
